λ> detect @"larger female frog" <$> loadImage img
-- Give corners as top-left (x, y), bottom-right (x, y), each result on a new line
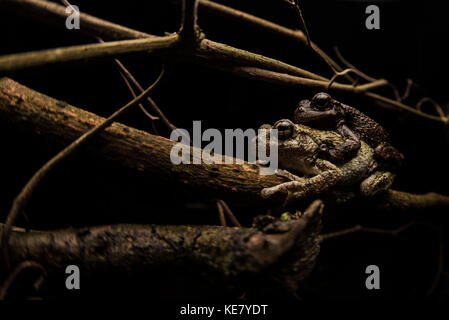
top-left (258, 119), bottom-right (395, 205)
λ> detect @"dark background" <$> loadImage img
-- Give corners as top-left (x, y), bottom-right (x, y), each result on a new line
top-left (0, 0), bottom-right (448, 301)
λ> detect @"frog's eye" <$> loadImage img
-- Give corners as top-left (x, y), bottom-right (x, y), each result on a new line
top-left (311, 92), bottom-right (332, 110)
top-left (297, 99), bottom-right (310, 108)
top-left (273, 119), bottom-right (295, 140)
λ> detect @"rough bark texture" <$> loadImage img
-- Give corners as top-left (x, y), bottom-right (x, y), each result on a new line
top-left (0, 77), bottom-right (284, 206)
top-left (378, 190), bottom-right (449, 211)
top-left (0, 77), bottom-right (448, 211)
top-left (0, 201), bottom-right (322, 296)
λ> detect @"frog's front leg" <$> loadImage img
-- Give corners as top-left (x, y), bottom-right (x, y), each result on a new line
top-left (261, 159), bottom-right (342, 205)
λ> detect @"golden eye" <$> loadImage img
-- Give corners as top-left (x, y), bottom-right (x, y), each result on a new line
top-left (311, 92), bottom-right (332, 110)
top-left (273, 119), bottom-right (295, 140)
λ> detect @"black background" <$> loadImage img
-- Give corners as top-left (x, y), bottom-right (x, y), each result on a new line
top-left (1, 0), bottom-right (449, 301)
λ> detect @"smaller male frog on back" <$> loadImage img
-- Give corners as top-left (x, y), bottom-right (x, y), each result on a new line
top-left (293, 92), bottom-right (404, 172)
top-left (258, 119), bottom-right (395, 205)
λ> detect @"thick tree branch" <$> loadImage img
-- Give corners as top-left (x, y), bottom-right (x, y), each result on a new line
top-left (0, 200), bottom-right (323, 296)
top-left (1, 70), bottom-right (165, 269)
top-left (0, 77), bottom-right (284, 205)
top-left (377, 190), bottom-right (449, 211)
top-left (0, 77), bottom-right (448, 211)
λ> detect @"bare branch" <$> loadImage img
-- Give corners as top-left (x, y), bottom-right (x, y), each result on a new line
top-left (365, 92), bottom-right (447, 123)
top-left (416, 97), bottom-right (447, 119)
top-left (179, 0), bottom-right (200, 43)
top-left (0, 260), bottom-right (46, 300)
top-left (196, 0), bottom-right (348, 77)
top-left (0, 35), bottom-right (179, 72)
top-left (333, 46), bottom-right (378, 83)
top-left (320, 220), bottom-right (416, 241)
top-left (226, 66), bottom-right (387, 93)
top-left (216, 200), bottom-right (227, 226)
top-left (1, 69), bottom-right (165, 269)
top-left (4, 0), bottom-right (153, 40)
top-left (0, 212), bottom-right (321, 293)
top-left (5, 0), bottom-right (445, 122)
top-left (218, 200), bottom-right (242, 228)
top-left (1, 78), bottom-right (448, 213)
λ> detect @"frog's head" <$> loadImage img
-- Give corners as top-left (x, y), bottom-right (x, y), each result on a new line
top-left (257, 119), bottom-right (319, 171)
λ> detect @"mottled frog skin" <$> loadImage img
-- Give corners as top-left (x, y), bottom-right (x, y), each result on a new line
top-left (258, 119), bottom-right (395, 205)
top-left (293, 92), bottom-right (404, 171)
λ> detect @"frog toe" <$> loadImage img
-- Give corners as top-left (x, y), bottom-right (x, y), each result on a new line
top-left (261, 187), bottom-right (277, 199)
top-left (360, 171), bottom-right (395, 196)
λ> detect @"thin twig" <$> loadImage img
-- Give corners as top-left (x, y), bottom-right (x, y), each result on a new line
top-left (0, 261), bottom-right (46, 300)
top-left (416, 97), bottom-right (447, 119)
top-left (365, 92), bottom-right (448, 123)
top-left (197, 0), bottom-right (348, 78)
top-left (218, 200), bottom-right (242, 227)
top-left (94, 36), bottom-right (161, 126)
top-left (334, 46), bottom-right (405, 102)
top-left (320, 220), bottom-right (416, 241)
top-left (1, 77), bottom-right (449, 213)
top-left (117, 70), bottom-right (160, 135)
top-left (179, 0), bottom-right (200, 43)
top-left (0, 34), bottom-right (179, 72)
top-left (326, 68), bottom-right (361, 91)
top-left (287, 0), bottom-right (311, 47)
top-left (227, 66), bottom-right (387, 93)
top-left (118, 70), bottom-right (158, 121)
top-left (216, 200), bottom-right (227, 227)
top-left (112, 59), bottom-right (178, 132)
top-left (61, 0), bottom-right (165, 135)
top-left (284, 0), bottom-right (346, 79)
top-left (401, 79), bottom-right (413, 101)
top-left (63, 0), bottom-right (176, 135)
top-left (1, 67), bottom-right (166, 269)
top-left (8, 0), bottom-right (446, 122)
top-left (334, 46), bottom-right (378, 83)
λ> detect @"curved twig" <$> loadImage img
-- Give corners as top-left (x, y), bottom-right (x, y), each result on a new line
top-left (0, 260), bottom-right (46, 300)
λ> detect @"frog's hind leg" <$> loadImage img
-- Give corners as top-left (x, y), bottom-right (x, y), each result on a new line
top-left (261, 180), bottom-right (306, 199)
top-left (261, 160), bottom-right (342, 206)
top-left (274, 169), bottom-right (306, 181)
top-left (360, 171), bottom-right (395, 197)
top-left (372, 142), bottom-right (405, 171)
